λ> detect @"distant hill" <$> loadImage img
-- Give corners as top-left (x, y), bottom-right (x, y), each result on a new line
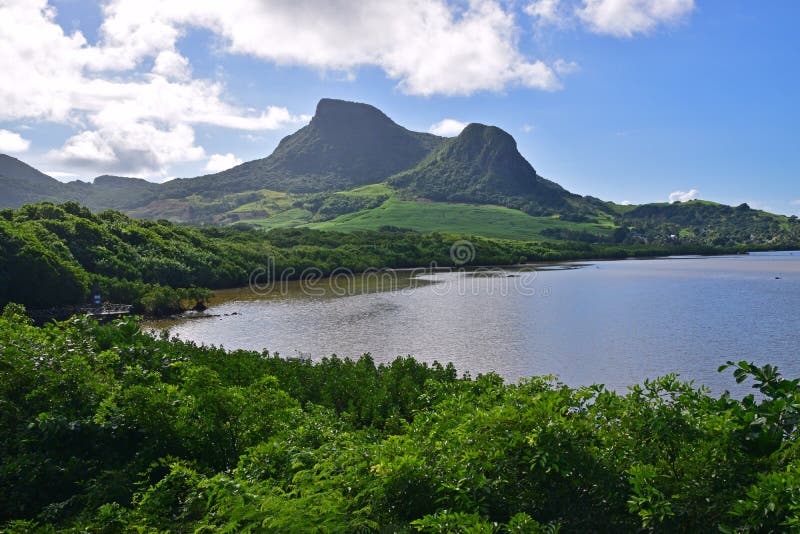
top-left (0, 98), bottom-right (796, 246)
top-left (79, 175), bottom-right (159, 211)
top-left (0, 155), bottom-right (69, 207)
top-left (389, 123), bottom-right (588, 216)
top-left (0, 155), bottom-right (160, 211)
top-left (615, 200), bottom-right (792, 246)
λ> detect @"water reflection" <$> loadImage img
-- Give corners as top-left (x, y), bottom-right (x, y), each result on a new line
top-left (146, 253), bottom-right (800, 394)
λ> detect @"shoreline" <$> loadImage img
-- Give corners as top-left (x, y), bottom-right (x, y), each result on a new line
top-left (148, 248), bottom-right (800, 322)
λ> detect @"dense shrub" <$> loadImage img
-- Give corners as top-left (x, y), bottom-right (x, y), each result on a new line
top-left (3, 305), bottom-right (800, 531)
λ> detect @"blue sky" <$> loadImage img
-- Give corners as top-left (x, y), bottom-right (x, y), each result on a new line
top-left (0, 0), bottom-right (797, 214)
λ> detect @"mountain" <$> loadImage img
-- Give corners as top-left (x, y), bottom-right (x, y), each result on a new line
top-left (0, 156), bottom-right (161, 212)
top-left (0, 100), bottom-right (576, 217)
top-left (79, 175), bottom-right (159, 211)
top-left (389, 123), bottom-right (585, 216)
top-left (0, 98), bottom-right (795, 246)
top-left (158, 98), bottom-right (445, 197)
top-left (0, 155), bottom-right (69, 208)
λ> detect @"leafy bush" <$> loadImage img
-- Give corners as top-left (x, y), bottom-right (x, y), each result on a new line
top-left (4, 305), bottom-right (800, 531)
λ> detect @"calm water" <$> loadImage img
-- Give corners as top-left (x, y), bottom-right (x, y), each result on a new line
top-left (147, 252), bottom-right (800, 393)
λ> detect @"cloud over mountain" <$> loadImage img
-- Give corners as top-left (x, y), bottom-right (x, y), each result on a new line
top-left (669, 188), bottom-right (699, 203)
top-left (0, 0), bottom-right (697, 180)
top-left (429, 119), bottom-right (468, 137)
top-left (0, 130), bottom-right (30, 153)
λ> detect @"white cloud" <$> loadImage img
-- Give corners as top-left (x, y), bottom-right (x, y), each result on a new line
top-left (44, 170), bottom-right (80, 182)
top-left (0, 129), bottom-right (31, 153)
top-left (791, 200), bottom-right (800, 206)
top-left (621, 200), bottom-right (633, 205)
top-left (152, 50), bottom-right (191, 81)
top-left (50, 122), bottom-right (206, 178)
top-left (0, 0), bottom-right (306, 177)
top-left (577, 0), bottom-right (695, 37)
top-left (0, 0), bottom-right (695, 177)
top-left (525, 0), bottom-right (569, 27)
top-left (553, 59), bottom-right (580, 75)
top-left (429, 119), bottom-right (468, 137)
top-left (669, 188), bottom-right (699, 203)
top-left (205, 153), bottom-right (243, 173)
top-left (97, 0), bottom-right (565, 96)
top-left (521, 124), bottom-right (534, 133)
top-left (525, 0), bottom-right (694, 37)
top-left (0, 0), bottom-right (577, 176)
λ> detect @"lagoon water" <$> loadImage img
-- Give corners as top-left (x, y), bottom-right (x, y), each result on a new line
top-left (148, 252), bottom-right (800, 394)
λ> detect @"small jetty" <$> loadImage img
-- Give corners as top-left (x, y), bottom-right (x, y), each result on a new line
top-left (28, 304), bottom-right (133, 325)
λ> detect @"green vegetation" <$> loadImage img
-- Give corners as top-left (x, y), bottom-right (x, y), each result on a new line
top-left (618, 200), bottom-right (799, 247)
top-left (4, 305), bottom-right (800, 531)
top-left (229, 189), bottom-right (296, 216)
top-left (0, 201), bottom-right (792, 316)
top-left (0, 201), bottom-right (273, 314)
top-left (310, 197), bottom-right (615, 240)
top-left (388, 123), bottom-right (596, 218)
top-left (244, 207), bottom-right (315, 229)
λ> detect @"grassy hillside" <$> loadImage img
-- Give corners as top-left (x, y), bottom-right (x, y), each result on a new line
top-left (309, 197), bottom-right (615, 240)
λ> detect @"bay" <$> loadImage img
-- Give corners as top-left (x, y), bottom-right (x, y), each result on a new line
top-left (146, 251), bottom-right (800, 394)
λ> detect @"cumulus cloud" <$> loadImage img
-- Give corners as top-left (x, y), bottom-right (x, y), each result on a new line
top-left (525, 0), bottom-right (570, 27)
top-left (96, 0), bottom-right (567, 96)
top-left (553, 59), bottom-right (580, 75)
top-left (0, 129), bottom-right (31, 153)
top-left (669, 188), bottom-right (699, 203)
top-left (621, 200), bottom-right (633, 205)
top-left (791, 200), bottom-right (800, 206)
top-left (205, 153), bottom-right (243, 173)
top-left (429, 119), bottom-right (468, 137)
top-left (0, 0), bottom-right (306, 177)
top-left (152, 50), bottom-right (191, 81)
top-left (522, 124), bottom-right (534, 133)
top-left (49, 123), bottom-right (206, 177)
top-left (577, 0), bottom-right (695, 37)
top-left (526, 0), bottom-right (695, 37)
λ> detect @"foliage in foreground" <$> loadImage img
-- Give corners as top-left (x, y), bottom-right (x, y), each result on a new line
top-left (3, 305), bottom-right (800, 532)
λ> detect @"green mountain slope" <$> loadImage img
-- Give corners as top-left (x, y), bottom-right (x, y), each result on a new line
top-left (158, 98), bottom-right (445, 197)
top-left (308, 197), bottom-right (615, 241)
top-left (0, 155), bottom-right (73, 208)
top-left (389, 123), bottom-right (590, 217)
top-left (616, 200), bottom-right (795, 246)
